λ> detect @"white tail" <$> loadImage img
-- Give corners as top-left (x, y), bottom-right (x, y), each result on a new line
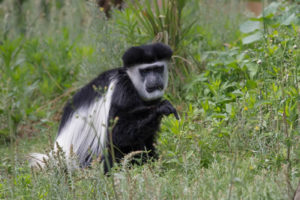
top-left (28, 80), bottom-right (117, 169)
top-left (28, 153), bottom-right (48, 168)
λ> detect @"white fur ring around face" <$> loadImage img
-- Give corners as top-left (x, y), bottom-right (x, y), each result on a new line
top-left (126, 61), bottom-right (168, 101)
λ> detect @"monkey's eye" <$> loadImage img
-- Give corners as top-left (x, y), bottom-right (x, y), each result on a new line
top-left (153, 65), bottom-right (164, 73)
top-left (139, 69), bottom-right (148, 77)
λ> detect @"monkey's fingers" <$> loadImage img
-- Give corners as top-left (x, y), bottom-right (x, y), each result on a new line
top-left (173, 110), bottom-right (179, 120)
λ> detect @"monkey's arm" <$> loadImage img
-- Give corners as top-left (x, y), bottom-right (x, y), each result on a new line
top-left (125, 100), bottom-right (179, 120)
top-left (103, 100), bottom-right (178, 173)
top-left (112, 100), bottom-right (178, 147)
top-left (156, 100), bottom-right (179, 120)
top-left (103, 105), bottom-right (159, 174)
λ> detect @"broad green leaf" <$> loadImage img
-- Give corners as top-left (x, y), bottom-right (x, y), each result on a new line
top-left (246, 63), bottom-right (258, 79)
top-left (240, 20), bottom-right (261, 33)
top-left (231, 90), bottom-right (244, 97)
top-left (263, 2), bottom-right (280, 17)
top-left (246, 80), bottom-right (257, 89)
top-left (242, 32), bottom-right (263, 45)
top-left (281, 13), bottom-right (297, 26)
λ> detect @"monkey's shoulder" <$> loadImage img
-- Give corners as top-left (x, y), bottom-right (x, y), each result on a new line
top-left (71, 68), bottom-right (120, 105)
top-left (58, 68), bottom-right (119, 132)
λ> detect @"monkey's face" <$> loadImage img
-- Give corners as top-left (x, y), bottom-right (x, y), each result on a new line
top-left (126, 61), bottom-right (168, 101)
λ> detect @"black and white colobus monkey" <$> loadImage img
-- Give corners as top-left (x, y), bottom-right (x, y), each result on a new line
top-left (30, 43), bottom-right (179, 173)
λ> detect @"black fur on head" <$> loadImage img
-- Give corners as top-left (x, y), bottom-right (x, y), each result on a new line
top-left (122, 43), bottom-right (173, 68)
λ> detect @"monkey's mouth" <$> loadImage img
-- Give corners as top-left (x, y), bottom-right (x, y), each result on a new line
top-left (146, 85), bottom-right (163, 93)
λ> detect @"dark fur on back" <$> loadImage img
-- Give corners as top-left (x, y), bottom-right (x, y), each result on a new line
top-left (122, 43), bottom-right (173, 68)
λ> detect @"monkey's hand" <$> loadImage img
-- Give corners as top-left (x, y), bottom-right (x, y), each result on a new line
top-left (157, 100), bottom-right (179, 120)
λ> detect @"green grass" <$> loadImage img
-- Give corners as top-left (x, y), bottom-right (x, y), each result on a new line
top-left (0, 0), bottom-right (299, 199)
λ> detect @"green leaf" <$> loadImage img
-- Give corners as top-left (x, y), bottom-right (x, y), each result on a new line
top-left (263, 2), bottom-right (280, 17)
top-left (246, 63), bottom-right (258, 79)
top-left (210, 113), bottom-right (227, 119)
top-left (242, 32), bottom-right (263, 45)
top-left (254, 100), bottom-right (272, 108)
top-left (225, 104), bottom-right (232, 114)
top-left (281, 13), bottom-right (297, 26)
top-left (231, 90), bottom-right (244, 97)
top-left (246, 80), bottom-right (257, 89)
top-left (240, 20), bottom-right (261, 33)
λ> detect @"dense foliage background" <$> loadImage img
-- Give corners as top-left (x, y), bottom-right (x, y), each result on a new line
top-left (0, 0), bottom-right (299, 199)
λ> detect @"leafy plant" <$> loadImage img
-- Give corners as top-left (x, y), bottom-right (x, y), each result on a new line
top-left (183, 1), bottom-right (299, 197)
top-left (114, 0), bottom-right (197, 82)
top-left (0, 0), bottom-right (299, 199)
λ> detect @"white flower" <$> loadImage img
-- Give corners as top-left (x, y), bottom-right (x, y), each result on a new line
top-left (257, 59), bottom-right (262, 64)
